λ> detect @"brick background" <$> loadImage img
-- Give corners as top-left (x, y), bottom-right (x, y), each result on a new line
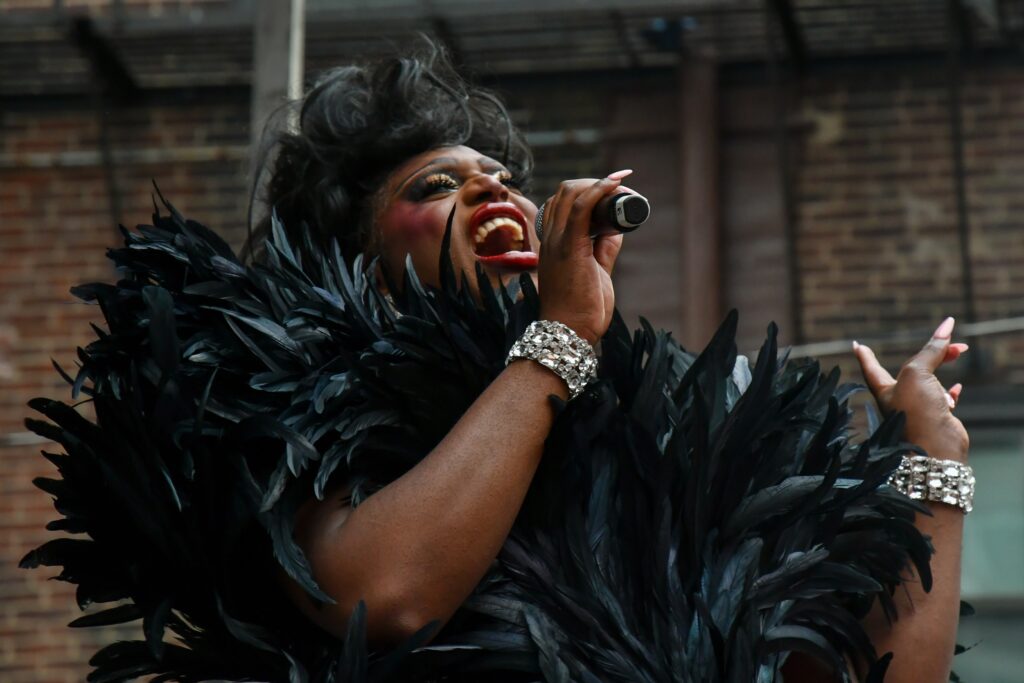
top-left (4, 10), bottom-right (1024, 683)
top-left (793, 65), bottom-right (1024, 383)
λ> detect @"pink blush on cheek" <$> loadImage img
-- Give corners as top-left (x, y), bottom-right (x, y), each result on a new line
top-left (378, 202), bottom-right (447, 247)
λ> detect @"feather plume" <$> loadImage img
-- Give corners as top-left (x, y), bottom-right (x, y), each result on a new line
top-left (23, 198), bottom-right (952, 681)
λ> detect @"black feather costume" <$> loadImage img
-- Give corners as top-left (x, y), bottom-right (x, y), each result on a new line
top-left (22, 200), bottom-right (939, 683)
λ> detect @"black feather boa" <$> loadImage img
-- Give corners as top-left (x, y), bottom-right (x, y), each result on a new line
top-left (22, 199), bottom-right (939, 682)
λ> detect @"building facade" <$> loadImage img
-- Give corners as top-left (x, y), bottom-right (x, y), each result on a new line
top-left (2, 1), bottom-right (1023, 680)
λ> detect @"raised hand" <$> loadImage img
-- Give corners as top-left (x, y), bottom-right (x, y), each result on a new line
top-left (853, 317), bottom-right (970, 462)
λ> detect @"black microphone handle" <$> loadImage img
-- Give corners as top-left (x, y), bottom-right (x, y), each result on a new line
top-left (534, 191), bottom-right (650, 240)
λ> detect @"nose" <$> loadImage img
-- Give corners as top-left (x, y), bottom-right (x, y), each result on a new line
top-left (465, 173), bottom-right (509, 204)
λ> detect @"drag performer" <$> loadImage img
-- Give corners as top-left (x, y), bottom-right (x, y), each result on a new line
top-left (22, 43), bottom-right (972, 682)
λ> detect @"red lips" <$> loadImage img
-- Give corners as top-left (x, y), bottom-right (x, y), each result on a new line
top-left (469, 202), bottom-right (538, 271)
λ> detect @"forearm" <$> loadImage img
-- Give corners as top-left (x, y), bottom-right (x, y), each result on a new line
top-left (288, 359), bottom-right (567, 643)
top-left (860, 500), bottom-right (964, 682)
top-left (784, 500), bottom-right (964, 683)
top-left (856, 431), bottom-right (967, 682)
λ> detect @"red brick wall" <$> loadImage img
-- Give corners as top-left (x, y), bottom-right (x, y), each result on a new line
top-left (962, 68), bottom-right (1024, 381)
top-left (793, 64), bottom-right (1024, 382)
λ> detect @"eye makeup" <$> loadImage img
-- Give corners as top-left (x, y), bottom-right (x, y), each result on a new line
top-left (423, 172), bottom-right (460, 191)
top-left (405, 171), bottom-right (457, 200)
top-left (406, 166), bottom-right (518, 200)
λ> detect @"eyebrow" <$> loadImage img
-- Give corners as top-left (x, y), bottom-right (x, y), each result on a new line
top-left (392, 156), bottom-right (504, 197)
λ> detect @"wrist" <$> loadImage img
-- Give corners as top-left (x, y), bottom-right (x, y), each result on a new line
top-left (916, 446), bottom-right (969, 465)
top-left (504, 356), bottom-right (570, 400)
top-left (506, 320), bottom-right (598, 400)
top-left (908, 435), bottom-right (969, 464)
top-left (536, 310), bottom-right (600, 346)
top-left (888, 454), bottom-right (975, 513)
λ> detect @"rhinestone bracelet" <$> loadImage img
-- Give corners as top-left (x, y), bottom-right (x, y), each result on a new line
top-left (887, 455), bottom-right (976, 514)
top-left (506, 320), bottom-right (598, 400)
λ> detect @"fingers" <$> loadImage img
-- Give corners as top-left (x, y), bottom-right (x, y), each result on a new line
top-left (947, 382), bottom-right (963, 409)
top-left (593, 233), bottom-right (624, 276)
top-left (563, 178), bottom-right (623, 245)
top-left (945, 342), bottom-right (969, 364)
top-left (538, 191), bottom-right (561, 252)
top-left (851, 321), bottom-right (970, 370)
top-left (853, 341), bottom-right (896, 398)
top-left (908, 316), bottom-right (955, 373)
top-left (854, 320), bottom-right (969, 414)
top-left (545, 176), bottom-right (626, 251)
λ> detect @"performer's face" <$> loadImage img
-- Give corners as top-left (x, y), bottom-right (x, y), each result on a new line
top-left (373, 145), bottom-right (540, 294)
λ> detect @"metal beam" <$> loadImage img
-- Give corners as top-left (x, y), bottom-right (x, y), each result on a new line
top-left (761, 0), bottom-right (803, 345)
top-left (68, 16), bottom-right (139, 103)
top-left (67, 16), bottom-right (138, 230)
top-left (953, 0), bottom-right (978, 54)
top-left (677, 57), bottom-right (722, 349)
top-left (611, 9), bottom-right (642, 68)
top-left (251, 0), bottom-right (305, 148)
top-left (945, 0), bottom-right (980, 350)
top-left (765, 0), bottom-right (807, 72)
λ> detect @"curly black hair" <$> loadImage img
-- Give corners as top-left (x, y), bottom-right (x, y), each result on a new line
top-left (244, 39), bottom-right (534, 265)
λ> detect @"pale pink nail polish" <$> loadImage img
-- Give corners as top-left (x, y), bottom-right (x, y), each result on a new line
top-left (852, 340), bottom-right (860, 350)
top-left (933, 316), bottom-right (955, 339)
top-left (607, 169), bottom-right (633, 181)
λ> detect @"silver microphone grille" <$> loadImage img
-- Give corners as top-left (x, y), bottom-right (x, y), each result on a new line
top-left (534, 202), bottom-right (546, 241)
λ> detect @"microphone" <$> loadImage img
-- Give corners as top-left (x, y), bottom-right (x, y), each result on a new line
top-left (534, 191), bottom-right (650, 240)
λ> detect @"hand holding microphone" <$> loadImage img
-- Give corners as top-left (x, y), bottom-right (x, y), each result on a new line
top-left (534, 170), bottom-right (647, 345)
top-left (534, 169), bottom-right (650, 241)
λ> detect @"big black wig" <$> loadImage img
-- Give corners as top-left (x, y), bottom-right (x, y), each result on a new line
top-left (246, 39), bottom-right (533, 265)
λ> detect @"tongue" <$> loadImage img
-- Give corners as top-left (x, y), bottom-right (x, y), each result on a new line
top-left (477, 251), bottom-right (539, 269)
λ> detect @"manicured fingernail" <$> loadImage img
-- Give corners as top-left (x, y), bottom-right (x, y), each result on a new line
top-left (607, 169), bottom-right (633, 180)
top-left (852, 340), bottom-right (860, 350)
top-left (933, 316), bottom-right (955, 339)
top-left (952, 343), bottom-right (969, 353)
top-left (947, 394), bottom-right (956, 409)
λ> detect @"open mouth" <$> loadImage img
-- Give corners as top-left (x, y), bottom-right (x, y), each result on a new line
top-left (469, 203), bottom-right (539, 270)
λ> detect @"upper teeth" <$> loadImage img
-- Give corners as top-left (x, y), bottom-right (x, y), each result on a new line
top-left (474, 216), bottom-right (524, 245)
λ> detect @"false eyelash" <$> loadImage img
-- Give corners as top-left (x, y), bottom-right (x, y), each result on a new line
top-left (415, 169), bottom-right (518, 200)
top-left (423, 173), bottom-right (460, 191)
top-left (497, 170), bottom-right (526, 191)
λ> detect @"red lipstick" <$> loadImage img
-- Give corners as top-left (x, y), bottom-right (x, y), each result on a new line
top-left (469, 202), bottom-right (538, 270)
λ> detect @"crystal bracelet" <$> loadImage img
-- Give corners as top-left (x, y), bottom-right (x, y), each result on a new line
top-left (506, 320), bottom-right (598, 400)
top-left (887, 455), bottom-right (975, 513)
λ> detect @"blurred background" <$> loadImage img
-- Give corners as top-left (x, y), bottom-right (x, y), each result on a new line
top-left (2, 0), bottom-right (1023, 680)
